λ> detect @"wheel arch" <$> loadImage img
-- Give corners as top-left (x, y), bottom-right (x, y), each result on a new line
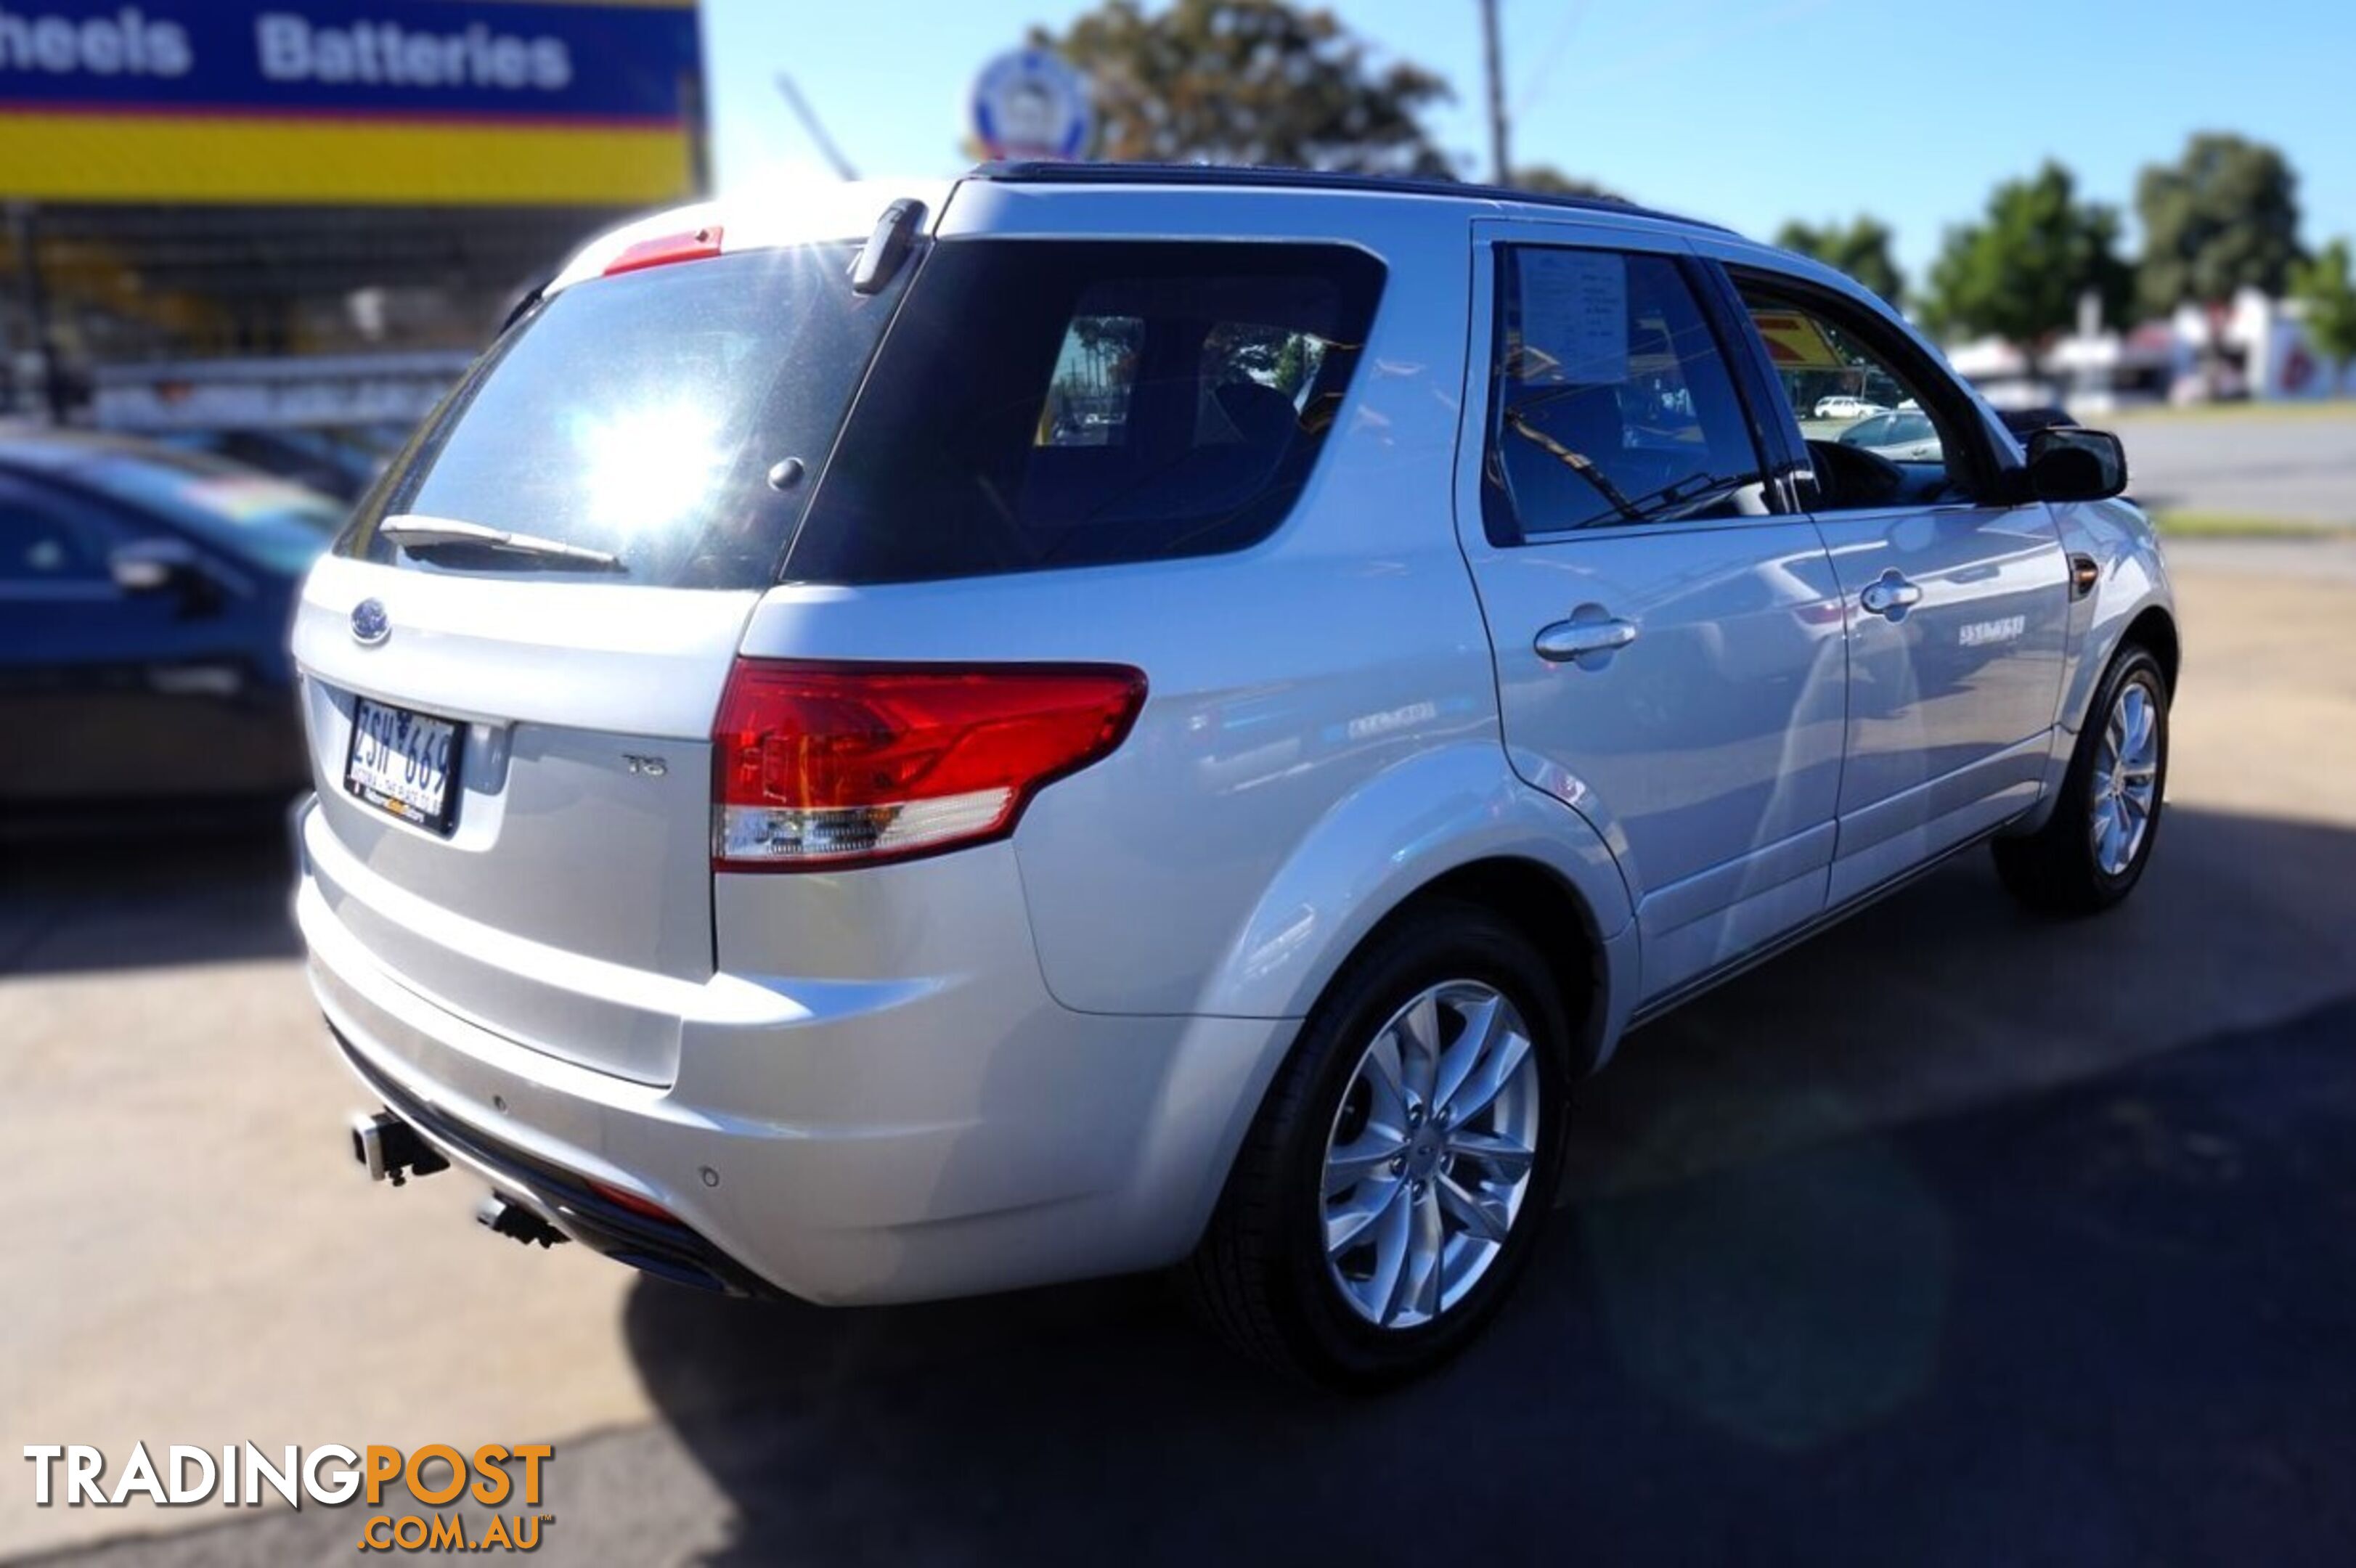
top-left (1165, 845), bottom-right (1626, 1344)
top-left (1151, 747), bottom-right (1637, 1276)
top-left (1191, 742), bottom-right (1634, 1051)
top-left (1342, 857), bottom-right (1615, 1079)
top-left (2122, 603), bottom-right (2180, 698)
top-left (2013, 574), bottom-right (2178, 838)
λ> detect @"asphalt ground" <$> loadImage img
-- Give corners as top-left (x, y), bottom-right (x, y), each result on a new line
top-left (1794, 406), bottom-right (2356, 528)
top-left (5, 552), bottom-right (2355, 1566)
top-left (2106, 407), bottom-right (2356, 527)
top-left (36, 991), bottom-right (2352, 1568)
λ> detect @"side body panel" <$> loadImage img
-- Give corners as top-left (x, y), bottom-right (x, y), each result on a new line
top-left (2013, 492), bottom-right (2179, 831)
top-left (1689, 234), bottom-right (2079, 902)
top-left (1446, 218), bottom-right (1847, 1003)
top-left (1811, 502), bottom-right (2071, 902)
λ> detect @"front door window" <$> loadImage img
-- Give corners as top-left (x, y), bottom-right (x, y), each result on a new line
top-left (1738, 290), bottom-right (1969, 511)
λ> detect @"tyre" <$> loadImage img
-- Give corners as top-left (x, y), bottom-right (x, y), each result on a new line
top-left (1181, 900), bottom-right (1569, 1388)
top-left (1993, 643), bottom-right (2169, 915)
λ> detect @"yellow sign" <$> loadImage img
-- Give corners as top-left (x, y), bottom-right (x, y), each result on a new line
top-left (0, 1), bottom-right (701, 206)
top-left (1748, 309), bottom-right (1848, 370)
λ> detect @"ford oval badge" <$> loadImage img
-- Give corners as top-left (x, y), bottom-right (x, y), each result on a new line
top-left (351, 598), bottom-right (390, 647)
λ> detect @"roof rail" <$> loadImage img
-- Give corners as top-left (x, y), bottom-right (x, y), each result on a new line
top-left (965, 160), bottom-right (1732, 234)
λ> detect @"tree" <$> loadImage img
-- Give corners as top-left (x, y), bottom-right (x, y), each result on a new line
top-left (2291, 239), bottom-right (2356, 391)
top-left (1918, 161), bottom-right (2132, 377)
top-left (1773, 215), bottom-right (1904, 306)
top-left (1504, 165), bottom-right (1621, 202)
top-left (2135, 132), bottom-right (2304, 316)
top-left (1030, 0), bottom-right (1454, 176)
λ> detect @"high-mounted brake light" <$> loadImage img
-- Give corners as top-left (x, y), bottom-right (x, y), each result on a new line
top-left (602, 224), bottom-right (725, 277)
top-left (848, 198), bottom-right (925, 295)
top-left (712, 660), bottom-right (1147, 870)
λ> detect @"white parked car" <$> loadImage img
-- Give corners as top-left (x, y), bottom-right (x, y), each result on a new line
top-left (1811, 393), bottom-right (1890, 419)
top-left (1838, 409), bottom-right (1944, 462)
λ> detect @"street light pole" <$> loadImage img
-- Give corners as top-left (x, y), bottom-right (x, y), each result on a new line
top-left (1480, 0), bottom-right (1510, 185)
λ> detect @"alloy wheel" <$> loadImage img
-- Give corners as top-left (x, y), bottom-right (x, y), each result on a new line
top-left (1318, 979), bottom-right (1542, 1330)
top-left (2090, 677), bottom-right (2161, 878)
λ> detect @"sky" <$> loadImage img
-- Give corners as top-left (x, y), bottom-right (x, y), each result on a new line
top-left (701, 0), bottom-right (2355, 288)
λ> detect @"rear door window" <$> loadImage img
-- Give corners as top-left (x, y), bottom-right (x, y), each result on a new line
top-left (339, 245), bottom-right (912, 589)
top-left (784, 240), bottom-right (1386, 584)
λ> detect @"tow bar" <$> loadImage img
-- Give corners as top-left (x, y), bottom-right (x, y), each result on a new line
top-left (350, 1108), bottom-right (568, 1246)
top-left (349, 1109), bottom-right (449, 1186)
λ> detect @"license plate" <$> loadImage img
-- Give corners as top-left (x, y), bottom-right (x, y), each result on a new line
top-left (344, 698), bottom-right (463, 835)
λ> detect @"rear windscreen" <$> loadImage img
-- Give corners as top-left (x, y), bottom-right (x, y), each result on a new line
top-left (338, 245), bottom-right (910, 589)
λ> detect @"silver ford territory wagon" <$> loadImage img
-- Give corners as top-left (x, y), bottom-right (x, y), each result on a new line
top-left (295, 166), bottom-right (2177, 1386)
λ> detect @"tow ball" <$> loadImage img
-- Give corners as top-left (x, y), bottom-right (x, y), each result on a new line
top-left (349, 1108), bottom-right (449, 1187)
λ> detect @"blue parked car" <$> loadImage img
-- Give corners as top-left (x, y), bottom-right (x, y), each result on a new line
top-left (0, 430), bottom-right (345, 809)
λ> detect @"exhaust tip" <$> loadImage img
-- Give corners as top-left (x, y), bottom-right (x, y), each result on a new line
top-left (476, 1194), bottom-right (569, 1249)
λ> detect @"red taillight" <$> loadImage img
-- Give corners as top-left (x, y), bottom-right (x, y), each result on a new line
top-left (602, 224), bottom-right (725, 277)
top-left (587, 1179), bottom-right (677, 1224)
top-left (712, 660), bottom-right (1147, 870)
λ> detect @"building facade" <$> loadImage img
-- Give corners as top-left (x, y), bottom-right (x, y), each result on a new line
top-left (1, 0), bottom-right (706, 427)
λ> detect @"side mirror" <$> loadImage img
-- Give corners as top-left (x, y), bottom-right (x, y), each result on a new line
top-left (2025, 426), bottom-right (2127, 503)
top-left (108, 538), bottom-right (214, 603)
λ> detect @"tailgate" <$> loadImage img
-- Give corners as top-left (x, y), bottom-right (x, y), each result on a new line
top-left (293, 554), bottom-right (754, 1084)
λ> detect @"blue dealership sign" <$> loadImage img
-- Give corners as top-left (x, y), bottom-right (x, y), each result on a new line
top-left (970, 47), bottom-right (1092, 163)
top-left (0, 0), bottom-right (705, 203)
top-left (0, 1), bottom-right (700, 123)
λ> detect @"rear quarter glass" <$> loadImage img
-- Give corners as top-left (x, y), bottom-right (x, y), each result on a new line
top-left (783, 239), bottom-right (1387, 585)
top-left (338, 244), bottom-right (914, 590)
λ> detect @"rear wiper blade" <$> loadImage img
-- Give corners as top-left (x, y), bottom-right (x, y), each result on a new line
top-left (378, 515), bottom-right (626, 572)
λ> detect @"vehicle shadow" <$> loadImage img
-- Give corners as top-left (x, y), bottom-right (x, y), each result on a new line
top-left (0, 809), bottom-right (301, 976)
top-left (621, 804), bottom-right (2356, 1565)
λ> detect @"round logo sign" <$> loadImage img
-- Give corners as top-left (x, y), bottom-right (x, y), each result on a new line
top-left (971, 48), bottom-right (1093, 162)
top-left (350, 597), bottom-right (390, 647)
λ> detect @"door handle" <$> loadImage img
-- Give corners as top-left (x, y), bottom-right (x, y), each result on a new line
top-left (1859, 570), bottom-right (1923, 620)
top-left (1533, 614), bottom-right (1639, 664)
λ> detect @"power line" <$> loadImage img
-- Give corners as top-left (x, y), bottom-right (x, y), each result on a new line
top-left (775, 73), bottom-right (860, 182)
top-left (1514, 0), bottom-right (1591, 122)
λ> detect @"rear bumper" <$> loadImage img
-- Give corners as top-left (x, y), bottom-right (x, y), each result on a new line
top-left (295, 800), bottom-right (1294, 1306)
top-left (335, 1024), bottom-right (777, 1297)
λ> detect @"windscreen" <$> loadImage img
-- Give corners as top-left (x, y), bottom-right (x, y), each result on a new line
top-left (338, 244), bottom-right (911, 589)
